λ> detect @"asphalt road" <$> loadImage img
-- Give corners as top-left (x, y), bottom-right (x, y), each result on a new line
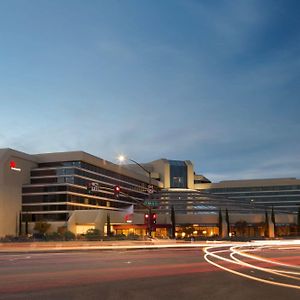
top-left (0, 247), bottom-right (299, 300)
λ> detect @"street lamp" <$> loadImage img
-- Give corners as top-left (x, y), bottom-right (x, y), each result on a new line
top-left (117, 155), bottom-right (153, 237)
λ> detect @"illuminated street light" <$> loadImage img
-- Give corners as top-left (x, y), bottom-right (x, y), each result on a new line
top-left (118, 154), bottom-right (126, 163)
top-left (117, 154), bottom-right (153, 237)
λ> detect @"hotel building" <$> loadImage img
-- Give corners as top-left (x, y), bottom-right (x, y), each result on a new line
top-left (0, 148), bottom-right (299, 238)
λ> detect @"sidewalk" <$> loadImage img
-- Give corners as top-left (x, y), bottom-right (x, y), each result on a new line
top-left (0, 239), bottom-right (225, 254)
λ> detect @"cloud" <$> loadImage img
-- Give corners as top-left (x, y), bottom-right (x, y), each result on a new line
top-left (0, 1), bottom-right (299, 183)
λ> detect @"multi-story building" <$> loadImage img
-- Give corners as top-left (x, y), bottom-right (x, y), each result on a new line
top-left (0, 148), bottom-right (299, 238)
top-left (198, 178), bottom-right (300, 213)
top-left (0, 148), bottom-right (161, 237)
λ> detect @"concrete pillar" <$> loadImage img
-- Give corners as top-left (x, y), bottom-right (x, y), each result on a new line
top-left (67, 212), bottom-right (77, 234)
top-left (95, 211), bottom-right (106, 235)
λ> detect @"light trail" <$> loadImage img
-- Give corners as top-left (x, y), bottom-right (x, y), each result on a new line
top-left (203, 240), bottom-right (300, 290)
top-left (229, 251), bottom-right (300, 278)
top-left (230, 244), bottom-right (300, 270)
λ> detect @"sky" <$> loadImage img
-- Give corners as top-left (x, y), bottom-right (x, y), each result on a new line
top-left (0, 0), bottom-right (299, 182)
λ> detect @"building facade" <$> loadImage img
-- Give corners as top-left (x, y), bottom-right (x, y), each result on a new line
top-left (0, 148), bottom-right (299, 238)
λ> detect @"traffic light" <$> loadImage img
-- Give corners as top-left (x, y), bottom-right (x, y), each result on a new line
top-left (144, 213), bottom-right (149, 224)
top-left (152, 213), bottom-right (157, 224)
top-left (114, 185), bottom-right (121, 198)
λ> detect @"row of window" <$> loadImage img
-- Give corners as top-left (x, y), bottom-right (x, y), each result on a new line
top-left (23, 194), bottom-right (131, 208)
top-left (23, 182), bottom-right (145, 206)
top-left (21, 213), bottom-right (68, 222)
top-left (31, 168), bottom-right (150, 195)
top-left (214, 191), bottom-right (300, 197)
top-left (208, 185), bottom-right (300, 193)
top-left (36, 161), bottom-right (151, 189)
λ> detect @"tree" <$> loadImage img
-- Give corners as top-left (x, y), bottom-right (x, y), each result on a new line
top-left (18, 212), bottom-right (22, 236)
top-left (271, 206), bottom-right (276, 237)
top-left (218, 209), bottom-right (223, 237)
top-left (225, 208), bottom-right (230, 236)
top-left (106, 213), bottom-right (111, 237)
top-left (264, 211), bottom-right (269, 238)
top-left (297, 206), bottom-right (300, 236)
top-left (34, 222), bottom-right (51, 235)
top-left (171, 205), bottom-right (176, 239)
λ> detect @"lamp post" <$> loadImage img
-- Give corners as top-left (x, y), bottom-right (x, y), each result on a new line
top-left (118, 155), bottom-right (153, 237)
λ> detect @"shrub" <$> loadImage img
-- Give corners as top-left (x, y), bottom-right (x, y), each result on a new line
top-left (114, 234), bottom-right (126, 240)
top-left (57, 226), bottom-right (68, 235)
top-left (34, 222), bottom-right (51, 234)
top-left (63, 231), bottom-right (75, 241)
top-left (85, 228), bottom-right (102, 240)
top-left (46, 232), bottom-right (62, 241)
top-left (127, 233), bottom-right (140, 240)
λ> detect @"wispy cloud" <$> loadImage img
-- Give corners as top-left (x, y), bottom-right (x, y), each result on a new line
top-left (0, 1), bottom-right (299, 181)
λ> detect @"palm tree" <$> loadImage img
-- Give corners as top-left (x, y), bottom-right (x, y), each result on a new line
top-left (271, 206), bottom-right (276, 237)
top-left (171, 205), bottom-right (176, 239)
top-left (218, 209), bottom-right (223, 237)
top-left (106, 213), bottom-right (111, 237)
top-left (225, 208), bottom-right (230, 237)
top-left (297, 207), bottom-right (300, 236)
top-left (264, 211), bottom-right (269, 238)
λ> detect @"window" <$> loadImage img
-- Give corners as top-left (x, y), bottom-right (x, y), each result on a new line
top-left (169, 160), bottom-right (187, 188)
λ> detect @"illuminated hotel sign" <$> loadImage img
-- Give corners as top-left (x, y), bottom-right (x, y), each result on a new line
top-left (10, 161), bottom-right (21, 172)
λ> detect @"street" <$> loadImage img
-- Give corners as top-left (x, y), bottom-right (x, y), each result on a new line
top-left (0, 243), bottom-right (299, 300)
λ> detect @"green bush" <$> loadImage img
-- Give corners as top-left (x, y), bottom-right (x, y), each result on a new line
top-left (127, 233), bottom-right (140, 240)
top-left (85, 228), bottom-right (102, 240)
top-left (63, 231), bottom-right (75, 241)
top-left (114, 234), bottom-right (126, 240)
top-left (46, 232), bottom-right (62, 241)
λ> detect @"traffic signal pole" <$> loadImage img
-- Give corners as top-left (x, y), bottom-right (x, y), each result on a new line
top-left (148, 174), bottom-right (152, 238)
top-left (117, 156), bottom-right (154, 238)
top-left (126, 159), bottom-right (152, 238)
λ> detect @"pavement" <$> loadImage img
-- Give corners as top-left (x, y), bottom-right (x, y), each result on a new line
top-left (0, 245), bottom-right (299, 300)
top-left (0, 239), bottom-right (227, 253)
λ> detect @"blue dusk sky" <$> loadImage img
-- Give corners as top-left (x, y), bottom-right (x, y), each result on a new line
top-left (0, 0), bottom-right (299, 182)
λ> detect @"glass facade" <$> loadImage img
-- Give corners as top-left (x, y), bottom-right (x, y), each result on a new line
top-left (206, 185), bottom-right (300, 212)
top-left (169, 160), bottom-right (187, 188)
top-left (148, 190), bottom-right (269, 215)
top-left (22, 160), bottom-right (158, 222)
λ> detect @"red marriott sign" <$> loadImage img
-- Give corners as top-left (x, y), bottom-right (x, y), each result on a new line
top-left (10, 161), bottom-right (21, 172)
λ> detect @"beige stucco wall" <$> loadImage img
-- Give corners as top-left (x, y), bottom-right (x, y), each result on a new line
top-left (147, 159), bottom-right (170, 189)
top-left (0, 149), bottom-right (37, 237)
top-left (67, 207), bottom-right (135, 234)
top-left (185, 160), bottom-right (194, 189)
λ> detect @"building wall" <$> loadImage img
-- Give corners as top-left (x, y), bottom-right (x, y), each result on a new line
top-left (198, 178), bottom-right (300, 212)
top-left (147, 159), bottom-right (170, 189)
top-left (1, 148), bottom-right (299, 238)
top-left (185, 160), bottom-right (195, 189)
top-left (0, 149), bottom-right (37, 237)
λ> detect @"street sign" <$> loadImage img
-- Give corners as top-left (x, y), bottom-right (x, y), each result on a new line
top-left (147, 184), bottom-right (154, 194)
top-left (87, 182), bottom-right (100, 193)
top-left (91, 182), bottom-right (100, 192)
top-left (144, 200), bottom-right (158, 207)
